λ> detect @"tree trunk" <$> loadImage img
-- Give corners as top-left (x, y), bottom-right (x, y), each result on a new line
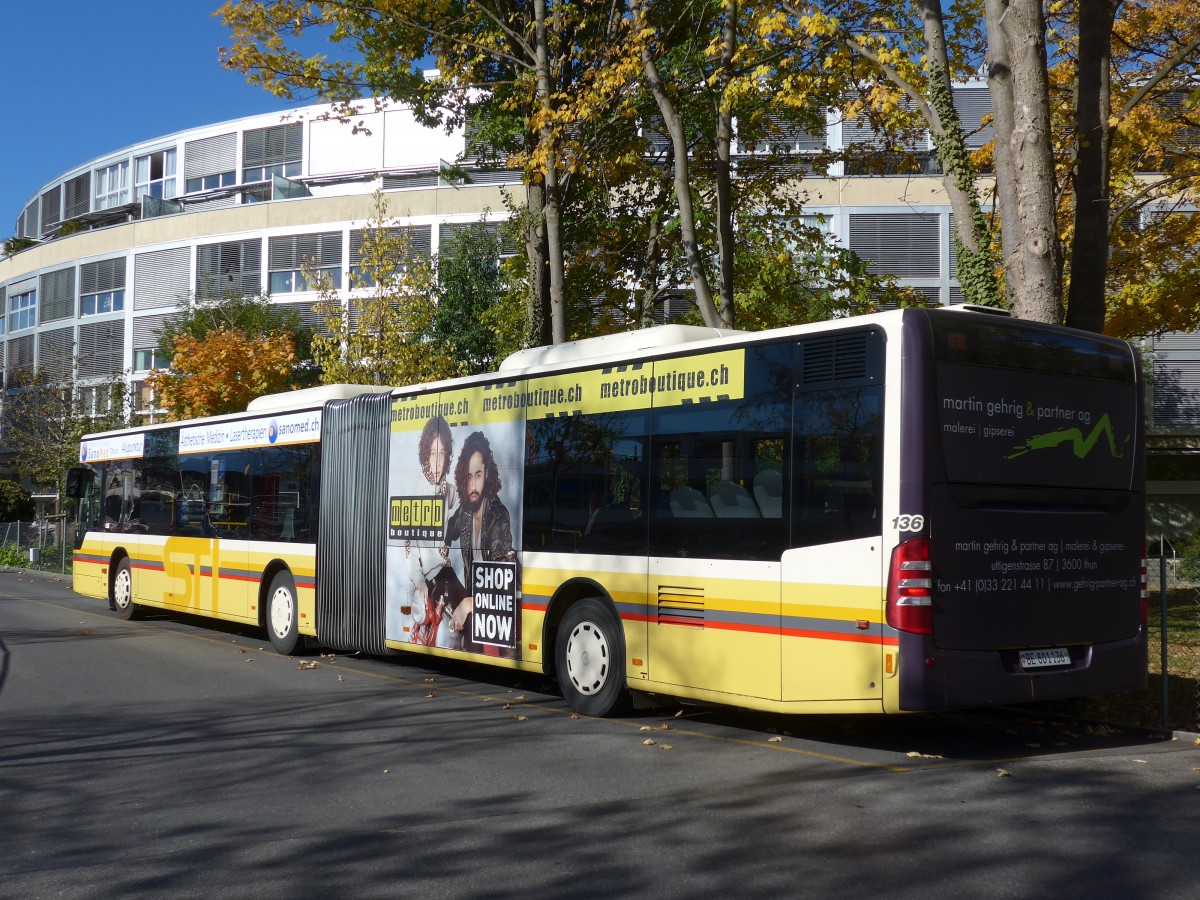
top-left (524, 181), bottom-right (553, 346)
top-left (918, 0), bottom-right (999, 307)
top-left (1065, 1), bottom-right (1119, 335)
top-left (533, 0), bottom-right (567, 344)
top-left (985, 0), bottom-right (1023, 310)
top-left (713, 0), bottom-right (737, 328)
top-left (987, 0), bottom-right (1062, 323)
top-left (631, 0), bottom-right (720, 328)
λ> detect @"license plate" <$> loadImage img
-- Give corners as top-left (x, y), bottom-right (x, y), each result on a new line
top-left (1018, 647), bottom-right (1071, 669)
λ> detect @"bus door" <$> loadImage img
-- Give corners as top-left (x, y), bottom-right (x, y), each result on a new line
top-left (646, 345), bottom-right (790, 701)
top-left (781, 330), bottom-right (886, 703)
top-left (204, 454), bottom-right (252, 618)
top-left (101, 460), bottom-right (148, 599)
top-left (68, 464), bottom-right (105, 597)
top-left (164, 453), bottom-right (250, 618)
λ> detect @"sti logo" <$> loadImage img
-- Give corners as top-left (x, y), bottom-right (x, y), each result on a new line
top-left (80, 444), bottom-right (89, 463)
top-left (268, 420), bottom-right (279, 444)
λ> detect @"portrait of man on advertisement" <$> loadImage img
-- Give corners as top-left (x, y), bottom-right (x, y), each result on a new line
top-left (444, 429), bottom-right (520, 656)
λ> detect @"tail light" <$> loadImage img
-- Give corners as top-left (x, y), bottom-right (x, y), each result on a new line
top-left (1139, 540), bottom-right (1148, 625)
top-left (887, 537), bottom-right (933, 635)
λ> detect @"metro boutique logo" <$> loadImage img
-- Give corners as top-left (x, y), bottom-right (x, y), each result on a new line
top-left (389, 495), bottom-right (445, 541)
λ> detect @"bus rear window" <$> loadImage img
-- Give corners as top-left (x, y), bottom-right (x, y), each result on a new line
top-left (929, 311), bottom-right (1135, 383)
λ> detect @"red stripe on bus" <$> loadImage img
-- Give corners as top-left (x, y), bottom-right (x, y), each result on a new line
top-left (620, 611), bottom-right (897, 645)
top-left (782, 627), bottom-right (899, 646)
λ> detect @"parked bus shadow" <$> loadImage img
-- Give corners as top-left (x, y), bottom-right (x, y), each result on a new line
top-left (73, 602), bottom-right (1172, 766)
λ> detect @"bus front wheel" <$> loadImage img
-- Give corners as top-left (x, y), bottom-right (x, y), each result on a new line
top-left (111, 558), bottom-right (140, 621)
top-left (554, 598), bottom-right (629, 717)
top-left (266, 570), bottom-right (301, 655)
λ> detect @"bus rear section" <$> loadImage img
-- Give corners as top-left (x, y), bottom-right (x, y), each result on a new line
top-left (891, 310), bottom-right (1147, 710)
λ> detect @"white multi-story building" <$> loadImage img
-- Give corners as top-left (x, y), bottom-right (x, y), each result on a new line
top-left (1, 90), bottom-right (1195, 537)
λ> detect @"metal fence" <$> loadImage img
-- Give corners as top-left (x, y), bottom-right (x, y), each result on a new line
top-left (1148, 538), bottom-right (1198, 735)
top-left (0, 520), bottom-right (72, 574)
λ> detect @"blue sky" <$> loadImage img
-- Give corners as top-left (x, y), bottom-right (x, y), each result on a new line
top-left (0, 3), bottom-right (322, 233)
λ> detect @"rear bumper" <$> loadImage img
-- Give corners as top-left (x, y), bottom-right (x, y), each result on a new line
top-left (897, 627), bottom-right (1148, 710)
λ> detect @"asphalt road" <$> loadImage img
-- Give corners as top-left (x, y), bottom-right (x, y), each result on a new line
top-left (2, 571), bottom-right (1198, 899)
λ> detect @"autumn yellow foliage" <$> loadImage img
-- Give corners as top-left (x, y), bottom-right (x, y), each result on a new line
top-left (146, 327), bottom-right (298, 420)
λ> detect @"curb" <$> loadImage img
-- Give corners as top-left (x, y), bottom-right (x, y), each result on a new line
top-left (0, 566), bottom-right (72, 584)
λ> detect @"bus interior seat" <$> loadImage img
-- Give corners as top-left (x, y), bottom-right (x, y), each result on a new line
top-left (753, 470), bottom-right (783, 518)
top-left (670, 485), bottom-right (715, 518)
top-left (709, 480), bottom-right (760, 518)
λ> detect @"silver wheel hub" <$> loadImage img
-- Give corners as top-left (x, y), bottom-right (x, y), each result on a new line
top-left (269, 586), bottom-right (294, 639)
top-left (565, 621), bottom-right (609, 696)
top-left (114, 568), bottom-right (131, 609)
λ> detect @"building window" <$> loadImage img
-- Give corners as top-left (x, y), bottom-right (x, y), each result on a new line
top-left (39, 267), bottom-right (76, 323)
top-left (197, 239), bottom-right (263, 297)
top-left (268, 232), bottom-right (342, 294)
top-left (184, 132), bottom-right (238, 195)
top-left (80, 258), bottom-right (127, 317)
top-left (185, 171), bottom-right (236, 193)
top-left (9, 290), bottom-right (36, 332)
top-left (94, 161), bottom-right (130, 210)
top-left (134, 348), bottom-right (166, 371)
top-left (242, 124), bottom-right (302, 202)
top-left (76, 383), bottom-right (121, 419)
top-left (349, 226), bottom-right (431, 287)
top-left (82, 290), bottom-right (125, 316)
top-left (135, 149), bottom-right (178, 201)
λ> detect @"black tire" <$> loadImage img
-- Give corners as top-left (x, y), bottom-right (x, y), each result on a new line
top-left (554, 597), bottom-right (629, 717)
top-left (265, 570), bottom-right (301, 655)
top-left (110, 557), bottom-right (141, 620)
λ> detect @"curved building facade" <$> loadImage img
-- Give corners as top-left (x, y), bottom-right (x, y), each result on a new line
top-left (1, 100), bottom-right (518, 420)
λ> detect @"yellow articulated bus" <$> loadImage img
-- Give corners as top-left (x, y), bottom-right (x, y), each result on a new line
top-left (68, 307), bottom-right (1147, 716)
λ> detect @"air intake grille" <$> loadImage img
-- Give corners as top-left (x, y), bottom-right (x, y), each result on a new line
top-left (799, 330), bottom-right (880, 389)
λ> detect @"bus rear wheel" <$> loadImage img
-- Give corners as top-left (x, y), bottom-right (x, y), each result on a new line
top-left (266, 570), bottom-right (301, 655)
top-left (555, 598), bottom-right (629, 717)
top-left (111, 557), bottom-right (141, 620)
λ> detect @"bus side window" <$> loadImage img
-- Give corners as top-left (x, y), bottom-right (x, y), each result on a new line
top-left (792, 386), bottom-right (883, 546)
top-left (523, 411), bottom-right (648, 555)
top-left (649, 344), bottom-right (791, 561)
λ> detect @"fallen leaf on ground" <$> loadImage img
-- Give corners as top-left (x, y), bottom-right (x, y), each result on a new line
top-left (298, 661), bottom-right (318, 670)
top-left (643, 739), bottom-right (656, 746)
top-left (997, 768), bottom-right (1014, 778)
top-left (658, 744), bottom-right (674, 751)
top-left (513, 715), bottom-right (528, 722)
top-left (768, 736), bottom-right (784, 743)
